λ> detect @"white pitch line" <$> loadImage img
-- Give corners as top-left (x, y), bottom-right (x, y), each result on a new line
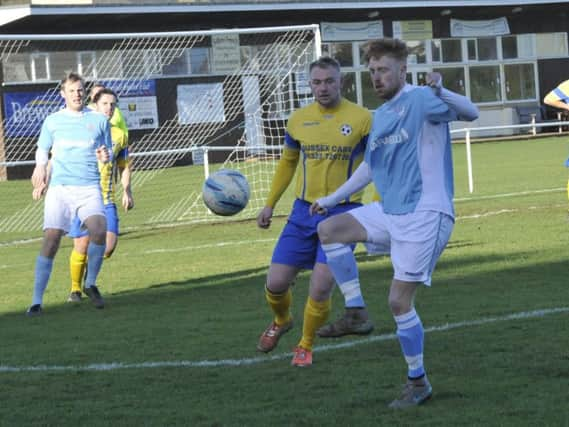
top-left (0, 202), bottom-right (564, 262)
top-left (134, 238), bottom-right (276, 255)
top-left (1, 306), bottom-right (566, 374)
top-left (0, 186), bottom-right (564, 250)
top-left (0, 237), bottom-right (42, 248)
top-left (455, 187), bottom-right (563, 202)
top-left (1, 187), bottom-right (563, 250)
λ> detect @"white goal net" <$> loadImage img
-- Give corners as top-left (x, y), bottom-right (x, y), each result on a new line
top-left (0, 25), bottom-right (320, 239)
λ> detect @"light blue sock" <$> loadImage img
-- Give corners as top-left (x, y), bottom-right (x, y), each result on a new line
top-left (322, 242), bottom-right (365, 308)
top-left (394, 309), bottom-right (425, 379)
top-left (84, 242), bottom-right (105, 288)
top-left (32, 255), bottom-right (53, 306)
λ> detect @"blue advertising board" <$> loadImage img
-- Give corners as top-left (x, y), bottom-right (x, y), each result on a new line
top-left (3, 91), bottom-right (64, 138)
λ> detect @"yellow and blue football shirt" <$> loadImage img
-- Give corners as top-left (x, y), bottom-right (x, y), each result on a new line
top-left (100, 125), bottom-right (129, 205)
top-left (88, 102), bottom-right (129, 137)
top-left (266, 98), bottom-right (371, 207)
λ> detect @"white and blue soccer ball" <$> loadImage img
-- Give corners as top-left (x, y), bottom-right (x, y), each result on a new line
top-left (202, 169), bottom-right (250, 216)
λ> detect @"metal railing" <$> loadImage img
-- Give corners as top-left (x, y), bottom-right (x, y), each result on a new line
top-left (2, 120), bottom-right (568, 196)
top-left (452, 118), bottom-right (569, 193)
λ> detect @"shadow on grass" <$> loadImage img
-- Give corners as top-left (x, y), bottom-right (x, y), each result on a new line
top-left (1, 246), bottom-right (566, 367)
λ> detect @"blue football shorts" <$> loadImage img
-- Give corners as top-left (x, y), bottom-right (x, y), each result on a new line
top-left (68, 203), bottom-right (119, 238)
top-left (271, 198), bottom-right (360, 270)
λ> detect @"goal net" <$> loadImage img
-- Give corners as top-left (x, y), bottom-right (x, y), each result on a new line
top-left (0, 25), bottom-right (320, 240)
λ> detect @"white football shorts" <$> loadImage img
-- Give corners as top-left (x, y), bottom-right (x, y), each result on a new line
top-left (43, 185), bottom-right (105, 233)
top-left (349, 202), bottom-right (454, 286)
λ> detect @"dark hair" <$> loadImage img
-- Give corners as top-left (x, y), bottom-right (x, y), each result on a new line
top-left (309, 56), bottom-right (341, 73)
top-left (363, 38), bottom-right (408, 64)
top-left (92, 87), bottom-right (118, 104)
top-left (60, 72), bottom-right (85, 90)
top-left (89, 83), bottom-right (105, 93)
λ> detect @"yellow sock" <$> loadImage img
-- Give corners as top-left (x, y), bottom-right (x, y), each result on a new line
top-left (69, 250), bottom-right (87, 293)
top-left (265, 287), bottom-right (292, 326)
top-left (298, 296), bottom-right (331, 351)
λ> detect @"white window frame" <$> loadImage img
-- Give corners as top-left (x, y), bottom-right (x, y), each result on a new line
top-left (30, 52), bottom-right (50, 81)
top-left (502, 61), bottom-right (539, 104)
top-left (77, 51), bottom-right (97, 79)
top-left (329, 34), bottom-right (549, 109)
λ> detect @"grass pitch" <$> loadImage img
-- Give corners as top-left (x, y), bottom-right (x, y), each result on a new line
top-left (0, 136), bottom-right (568, 426)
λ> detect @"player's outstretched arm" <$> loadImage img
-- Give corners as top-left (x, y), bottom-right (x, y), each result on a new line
top-left (427, 72), bottom-right (479, 122)
top-left (544, 94), bottom-right (569, 112)
top-left (309, 161), bottom-right (372, 215)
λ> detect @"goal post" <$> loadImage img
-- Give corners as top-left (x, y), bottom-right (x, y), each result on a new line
top-left (0, 25), bottom-right (320, 238)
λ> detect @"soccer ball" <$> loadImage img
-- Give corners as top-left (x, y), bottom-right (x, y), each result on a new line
top-left (202, 169), bottom-right (250, 216)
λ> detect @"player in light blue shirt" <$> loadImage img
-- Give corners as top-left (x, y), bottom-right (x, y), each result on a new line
top-left (28, 72), bottom-right (113, 316)
top-left (310, 39), bottom-right (479, 408)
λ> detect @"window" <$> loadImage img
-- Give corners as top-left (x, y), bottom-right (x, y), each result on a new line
top-left (504, 63), bottom-right (536, 100)
top-left (162, 49), bottom-right (189, 75)
top-left (31, 53), bottom-right (50, 81)
top-left (143, 50), bottom-right (162, 77)
top-left (190, 47), bottom-right (211, 74)
top-left (536, 32), bottom-right (568, 57)
top-left (440, 39), bottom-right (462, 63)
top-left (361, 71), bottom-right (375, 108)
top-left (322, 42), bottom-right (353, 66)
top-left (467, 38), bottom-right (498, 61)
top-left (341, 71), bottom-right (357, 104)
top-left (322, 35), bottom-right (546, 109)
top-left (361, 71), bottom-right (383, 110)
top-left (358, 41), bottom-right (369, 66)
top-left (2, 54), bottom-right (29, 82)
top-left (121, 50), bottom-right (161, 78)
top-left (467, 40), bottom-right (477, 61)
top-left (502, 36), bottom-right (518, 59)
top-left (516, 34), bottom-right (536, 58)
top-left (98, 50), bottom-right (122, 79)
top-left (77, 51), bottom-right (97, 79)
top-left (50, 52), bottom-right (77, 81)
top-left (478, 38), bottom-right (498, 60)
top-left (470, 65), bottom-right (501, 102)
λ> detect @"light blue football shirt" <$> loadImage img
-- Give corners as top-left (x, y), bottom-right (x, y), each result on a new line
top-left (37, 108), bottom-right (112, 186)
top-left (366, 84), bottom-right (457, 217)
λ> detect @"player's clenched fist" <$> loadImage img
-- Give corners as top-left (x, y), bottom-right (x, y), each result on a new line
top-left (257, 206), bottom-right (273, 229)
top-left (96, 145), bottom-right (110, 163)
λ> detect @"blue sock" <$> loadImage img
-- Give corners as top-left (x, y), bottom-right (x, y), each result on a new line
top-left (85, 242), bottom-right (105, 288)
top-left (32, 255), bottom-right (53, 306)
top-left (394, 309), bottom-right (425, 379)
top-left (322, 243), bottom-right (365, 308)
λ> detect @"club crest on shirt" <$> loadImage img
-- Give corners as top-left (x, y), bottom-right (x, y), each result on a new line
top-left (340, 124), bottom-right (352, 136)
